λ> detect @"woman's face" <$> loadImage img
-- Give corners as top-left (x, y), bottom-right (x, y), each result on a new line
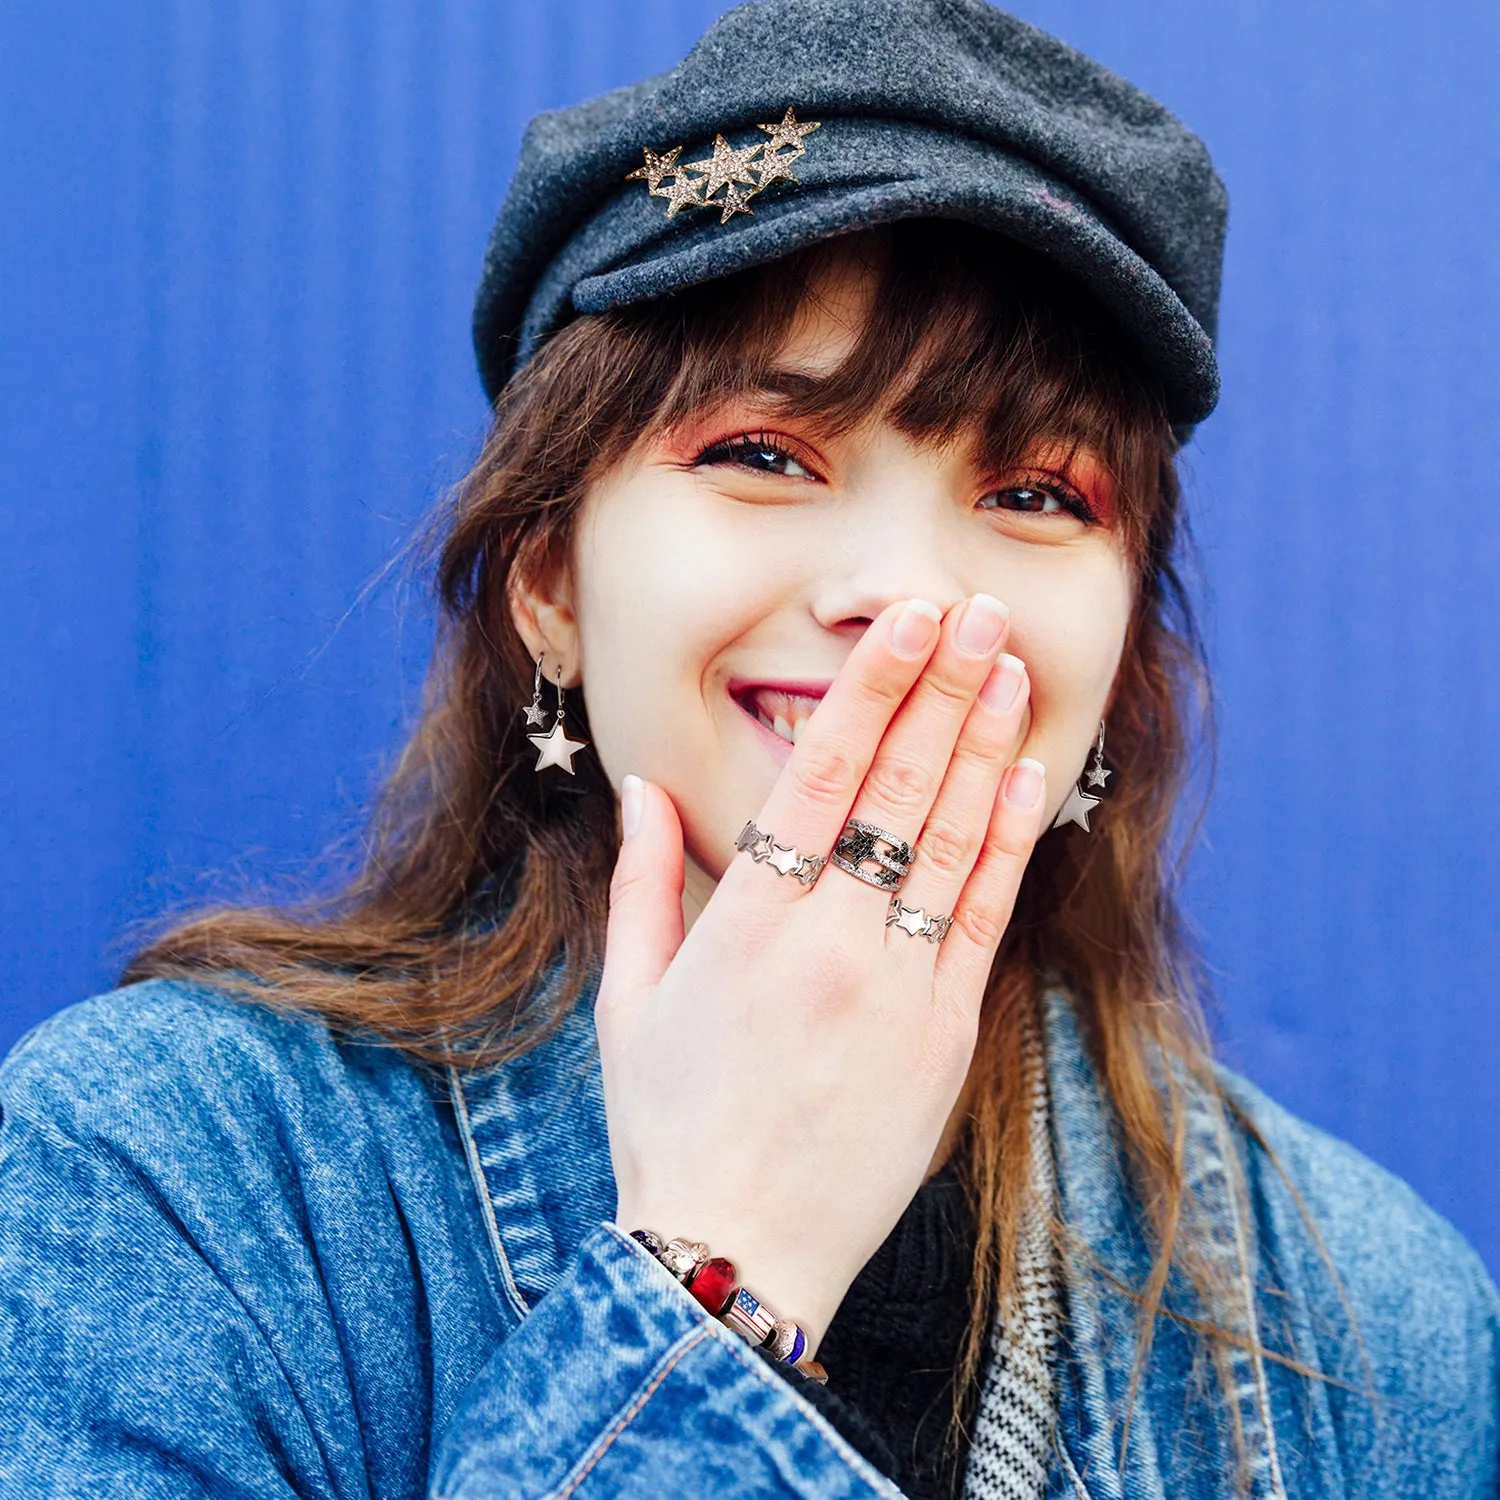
top-left (529, 248), bottom-right (1135, 924)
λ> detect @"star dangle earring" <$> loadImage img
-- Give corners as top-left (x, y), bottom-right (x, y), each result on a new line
top-left (1052, 720), bottom-right (1112, 833)
top-left (527, 662), bottom-right (590, 775)
top-left (522, 653), bottom-right (549, 728)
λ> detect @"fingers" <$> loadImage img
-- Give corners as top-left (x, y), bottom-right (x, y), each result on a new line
top-left (730, 598), bottom-right (945, 899)
top-left (933, 756), bottom-right (1047, 990)
top-left (888, 649), bottom-right (1031, 933)
top-left (840, 594), bottom-right (1012, 890)
top-left (600, 776), bottom-right (687, 1011)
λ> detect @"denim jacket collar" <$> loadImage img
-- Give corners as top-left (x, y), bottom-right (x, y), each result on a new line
top-left (449, 963), bottom-right (1288, 1498)
top-left (448, 965), bottom-right (614, 1323)
top-left (1042, 991), bottom-right (1287, 1499)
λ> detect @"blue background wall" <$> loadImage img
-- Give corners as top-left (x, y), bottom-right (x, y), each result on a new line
top-left (3, 1), bottom-right (1497, 1272)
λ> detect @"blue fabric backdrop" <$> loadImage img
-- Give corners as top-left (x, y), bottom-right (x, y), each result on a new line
top-left (3, 1), bottom-right (1497, 1272)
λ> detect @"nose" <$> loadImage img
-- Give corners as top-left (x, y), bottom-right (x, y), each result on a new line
top-left (807, 491), bottom-right (966, 636)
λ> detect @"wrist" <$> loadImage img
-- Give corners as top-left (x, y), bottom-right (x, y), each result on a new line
top-left (616, 1201), bottom-right (852, 1339)
top-left (624, 1224), bottom-right (839, 1375)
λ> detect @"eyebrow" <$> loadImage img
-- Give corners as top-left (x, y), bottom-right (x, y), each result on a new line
top-left (745, 367), bottom-right (828, 403)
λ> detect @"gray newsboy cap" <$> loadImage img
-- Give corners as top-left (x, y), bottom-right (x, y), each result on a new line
top-left (472, 0), bottom-right (1228, 427)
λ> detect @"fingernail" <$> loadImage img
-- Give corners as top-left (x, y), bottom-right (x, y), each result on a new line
top-left (621, 774), bottom-right (643, 838)
top-left (892, 598), bottom-right (942, 656)
top-left (957, 593), bottom-right (1009, 656)
top-left (1004, 758), bottom-right (1045, 811)
top-left (979, 653), bottom-right (1026, 713)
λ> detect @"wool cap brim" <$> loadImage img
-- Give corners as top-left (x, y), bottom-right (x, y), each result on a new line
top-left (473, 0), bottom-right (1228, 428)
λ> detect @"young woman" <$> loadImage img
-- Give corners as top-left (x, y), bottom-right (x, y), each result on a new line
top-left (3, 2), bottom-right (1495, 1497)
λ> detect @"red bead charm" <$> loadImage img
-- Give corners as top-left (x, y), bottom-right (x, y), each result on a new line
top-left (687, 1256), bottom-right (739, 1316)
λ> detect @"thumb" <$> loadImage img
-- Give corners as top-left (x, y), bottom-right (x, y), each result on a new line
top-left (602, 774), bottom-right (686, 1004)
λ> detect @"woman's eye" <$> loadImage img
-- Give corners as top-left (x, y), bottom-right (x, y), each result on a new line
top-left (978, 482), bottom-right (1094, 523)
top-left (695, 435), bottom-right (815, 479)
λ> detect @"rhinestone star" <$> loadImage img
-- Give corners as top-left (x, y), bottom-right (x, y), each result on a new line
top-left (714, 179), bottom-right (757, 223)
top-left (894, 905), bottom-right (929, 938)
top-left (1085, 761), bottom-right (1111, 789)
top-left (837, 827), bottom-right (879, 867)
top-left (527, 720), bottom-right (589, 774)
top-left (624, 144), bottom-right (683, 192)
top-left (685, 133), bottom-right (763, 198)
top-left (768, 843), bottom-right (802, 876)
top-left (754, 147), bottom-right (802, 190)
top-left (1051, 782), bottom-right (1101, 832)
top-left (522, 701), bottom-right (547, 727)
top-left (653, 169), bottom-right (705, 218)
top-left (757, 107), bottom-right (821, 154)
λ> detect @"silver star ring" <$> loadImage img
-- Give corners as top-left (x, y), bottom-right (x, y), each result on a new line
top-left (735, 819), bottom-right (827, 888)
top-left (886, 895), bottom-right (954, 944)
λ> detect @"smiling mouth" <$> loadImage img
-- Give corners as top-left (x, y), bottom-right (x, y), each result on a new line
top-left (728, 683), bottom-right (828, 745)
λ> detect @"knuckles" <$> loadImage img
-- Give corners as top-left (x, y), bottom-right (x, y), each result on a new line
top-left (608, 859), bottom-right (656, 906)
top-left (790, 737), bottom-right (863, 809)
top-left (912, 816), bottom-right (978, 878)
top-left (860, 754), bottom-right (936, 818)
top-left (952, 897), bottom-right (1010, 950)
top-left (912, 668), bottom-right (977, 715)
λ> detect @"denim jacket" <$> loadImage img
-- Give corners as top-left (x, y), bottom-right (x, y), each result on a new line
top-left (0, 968), bottom-right (1495, 1498)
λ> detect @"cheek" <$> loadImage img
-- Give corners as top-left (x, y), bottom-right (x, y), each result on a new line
top-left (1005, 556), bottom-right (1132, 772)
top-left (568, 477), bottom-right (781, 781)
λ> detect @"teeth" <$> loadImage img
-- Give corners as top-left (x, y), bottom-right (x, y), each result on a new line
top-left (743, 687), bottom-right (823, 745)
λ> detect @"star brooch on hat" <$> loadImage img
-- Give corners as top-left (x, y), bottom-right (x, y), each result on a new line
top-left (625, 107), bottom-right (820, 225)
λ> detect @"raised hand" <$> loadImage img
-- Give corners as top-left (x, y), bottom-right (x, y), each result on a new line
top-left (596, 594), bottom-right (1047, 1350)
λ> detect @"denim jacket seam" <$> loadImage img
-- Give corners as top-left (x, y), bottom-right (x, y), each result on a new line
top-left (1215, 1105), bottom-right (1287, 1500)
top-left (448, 1063), bottom-right (531, 1323)
top-left (1182, 1085), bottom-right (1287, 1499)
top-left (1055, 1441), bottom-right (1093, 1497)
top-left (543, 1323), bottom-right (712, 1500)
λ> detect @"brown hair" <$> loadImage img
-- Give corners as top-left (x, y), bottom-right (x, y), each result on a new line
top-left (126, 221), bottom-right (1228, 1440)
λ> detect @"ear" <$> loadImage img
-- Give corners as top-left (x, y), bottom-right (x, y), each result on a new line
top-left (506, 542), bottom-right (583, 688)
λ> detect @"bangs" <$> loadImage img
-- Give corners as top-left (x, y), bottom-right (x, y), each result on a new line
top-left (626, 220), bottom-right (1175, 562)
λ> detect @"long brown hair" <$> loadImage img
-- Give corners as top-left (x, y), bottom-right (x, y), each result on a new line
top-left (126, 221), bottom-right (1226, 1433)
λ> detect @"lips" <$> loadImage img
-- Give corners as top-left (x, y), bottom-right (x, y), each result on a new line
top-left (726, 677), bottom-right (831, 749)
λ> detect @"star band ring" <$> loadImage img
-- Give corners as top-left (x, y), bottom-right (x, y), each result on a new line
top-left (829, 817), bottom-right (915, 893)
top-left (886, 895), bottom-right (954, 944)
top-left (734, 819), bottom-right (827, 888)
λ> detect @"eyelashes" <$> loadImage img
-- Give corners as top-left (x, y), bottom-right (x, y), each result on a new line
top-left (977, 474), bottom-right (1100, 525)
top-left (692, 430), bottom-right (820, 480)
top-left (691, 430), bottom-right (1102, 525)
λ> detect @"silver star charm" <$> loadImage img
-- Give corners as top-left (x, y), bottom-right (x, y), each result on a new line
top-left (735, 820), bottom-right (774, 859)
top-left (1051, 781), bottom-right (1102, 832)
top-left (894, 905), bottom-right (929, 938)
top-left (768, 843), bottom-right (802, 876)
top-left (624, 144), bottom-right (684, 192)
top-left (527, 720), bottom-right (589, 774)
top-left (522, 701), bottom-right (547, 727)
top-left (757, 107), bottom-right (821, 153)
top-left (1085, 761), bottom-right (1111, 789)
top-left (685, 134), bottom-right (763, 198)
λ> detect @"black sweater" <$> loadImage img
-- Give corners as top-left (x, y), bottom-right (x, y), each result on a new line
top-left (769, 1162), bottom-right (980, 1499)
